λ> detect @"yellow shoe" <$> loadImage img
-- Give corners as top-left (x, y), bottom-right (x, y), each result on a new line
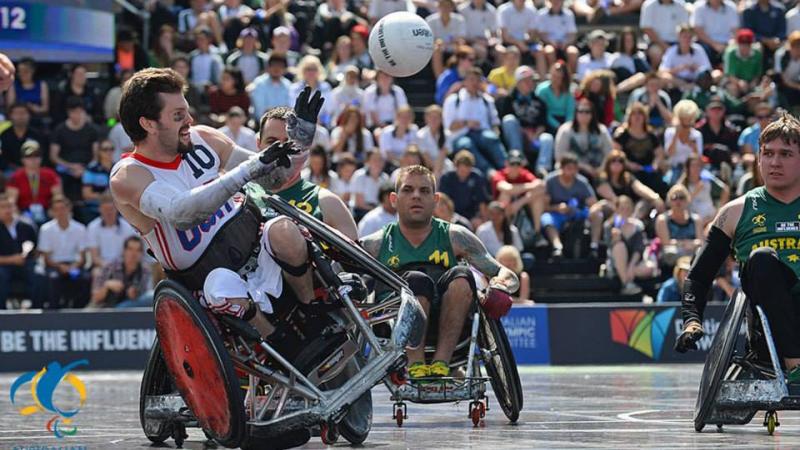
top-left (408, 362), bottom-right (430, 379)
top-left (428, 360), bottom-right (450, 377)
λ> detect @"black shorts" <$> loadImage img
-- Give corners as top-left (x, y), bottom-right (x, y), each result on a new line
top-left (401, 265), bottom-right (478, 318)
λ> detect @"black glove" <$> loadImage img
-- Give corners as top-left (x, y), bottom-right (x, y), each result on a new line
top-left (258, 141), bottom-right (296, 168)
top-left (293, 86), bottom-right (324, 124)
top-left (674, 321), bottom-right (704, 353)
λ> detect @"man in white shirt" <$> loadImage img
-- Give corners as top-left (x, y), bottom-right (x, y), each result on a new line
top-left (659, 25), bottom-right (713, 85)
top-left (443, 67), bottom-right (506, 174)
top-left (87, 193), bottom-right (136, 275)
top-left (37, 196), bottom-right (89, 308)
top-left (497, 0), bottom-right (540, 61)
top-left (640, 0), bottom-right (690, 52)
top-left (690, 0), bottom-right (740, 64)
top-left (788, 5), bottom-right (800, 34)
top-left (189, 27), bottom-right (225, 89)
top-left (458, 0), bottom-right (498, 43)
top-left (537, 0), bottom-right (579, 74)
top-left (351, 150), bottom-right (390, 221)
top-left (357, 183), bottom-right (397, 237)
top-left (219, 107), bottom-right (258, 151)
top-left (426, 0), bottom-right (467, 50)
top-left (363, 71), bottom-right (409, 128)
top-left (576, 30), bottom-right (614, 80)
top-left (368, 0), bottom-right (414, 24)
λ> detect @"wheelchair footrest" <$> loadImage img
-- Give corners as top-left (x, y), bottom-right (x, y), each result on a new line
top-left (391, 377), bottom-right (489, 404)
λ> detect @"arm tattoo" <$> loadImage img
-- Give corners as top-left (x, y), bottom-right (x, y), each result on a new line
top-left (450, 225), bottom-right (520, 292)
top-left (359, 232), bottom-right (382, 258)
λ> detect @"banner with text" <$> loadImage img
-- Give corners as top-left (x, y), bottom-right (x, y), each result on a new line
top-left (500, 306), bottom-right (550, 364)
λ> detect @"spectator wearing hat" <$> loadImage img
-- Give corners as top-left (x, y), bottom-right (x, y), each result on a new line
top-left (497, 66), bottom-right (554, 173)
top-left (247, 54), bottom-right (292, 120)
top-left (576, 30), bottom-right (614, 81)
top-left (6, 141), bottom-right (62, 224)
top-left (774, 31), bottom-right (800, 108)
top-left (488, 46), bottom-right (521, 98)
top-left (0, 192), bottom-right (37, 309)
top-left (0, 103), bottom-right (46, 173)
top-left (536, 0), bottom-right (579, 75)
top-left (657, 255), bottom-right (692, 302)
top-left (219, 107), bottom-right (258, 151)
top-left (723, 29), bottom-right (763, 93)
top-left (640, 0), bottom-right (689, 51)
top-left (742, 0), bottom-right (786, 55)
top-left (439, 150), bottom-right (491, 227)
top-left (659, 25), bottom-right (712, 87)
top-left (49, 97), bottom-right (100, 205)
top-left (114, 28), bottom-right (149, 74)
top-left (226, 28), bottom-right (269, 84)
top-left (357, 183), bottom-right (397, 238)
top-left (189, 26), bottom-right (225, 89)
top-left (426, 0), bottom-right (467, 51)
top-left (690, 0), bottom-right (740, 65)
top-left (350, 25), bottom-right (373, 70)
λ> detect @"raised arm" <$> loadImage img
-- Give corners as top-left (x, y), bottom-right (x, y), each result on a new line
top-left (449, 223), bottom-right (519, 293)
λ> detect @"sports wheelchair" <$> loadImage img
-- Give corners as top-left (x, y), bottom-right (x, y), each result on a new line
top-left (694, 289), bottom-right (800, 435)
top-left (139, 195), bottom-right (426, 448)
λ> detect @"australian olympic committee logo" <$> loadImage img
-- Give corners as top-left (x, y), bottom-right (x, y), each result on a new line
top-left (10, 360), bottom-right (89, 438)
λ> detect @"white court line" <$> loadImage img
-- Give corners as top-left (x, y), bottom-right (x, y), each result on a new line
top-left (617, 409), bottom-right (691, 424)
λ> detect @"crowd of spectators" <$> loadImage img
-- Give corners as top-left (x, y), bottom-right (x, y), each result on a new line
top-left (1, 0), bottom-right (794, 308)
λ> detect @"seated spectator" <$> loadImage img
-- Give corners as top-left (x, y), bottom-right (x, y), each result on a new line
top-left (576, 70), bottom-right (616, 127)
top-left (416, 105), bottom-right (452, 177)
top-left (536, 0), bottom-right (579, 75)
top-left (378, 105), bottom-right (419, 166)
top-left (736, 157), bottom-right (763, 196)
top-left (5, 58), bottom-right (49, 126)
top-left (351, 150), bottom-right (389, 221)
top-left (712, 256), bottom-right (740, 301)
top-left (656, 255), bottom-right (691, 302)
top-left (691, 0), bottom-right (740, 65)
top-left (497, 0), bottom-right (540, 69)
top-left (626, 72), bottom-right (673, 130)
top-left (0, 103), bottom-right (46, 174)
top-left (103, 69), bottom-right (134, 122)
top-left (492, 150), bottom-right (546, 247)
top-left (364, 70), bottom-right (408, 129)
top-left (477, 200), bottom-right (524, 257)
top-left (178, 0), bottom-right (213, 34)
top-left (696, 97), bottom-right (740, 180)
top-left (226, 27), bottom-right (269, 85)
top-left (331, 105), bottom-right (374, 163)
top-left (535, 61), bottom-right (575, 134)
top-left (349, 24), bottom-right (373, 71)
top-left (435, 46), bottom-right (475, 105)
top-left (681, 70), bottom-right (740, 113)
top-left (89, 236), bottom-right (153, 309)
top-left (289, 56), bottom-right (334, 126)
top-left (357, 183), bottom-right (397, 238)
top-left (541, 153), bottom-right (598, 259)
top-left (739, 104), bottom-right (774, 155)
top-left (789, 3), bottom-right (800, 34)
top-left (488, 46), bottom-right (521, 98)
top-left (458, 0), bottom-right (498, 45)
top-left (433, 191), bottom-right (474, 230)
top-left (218, 0), bottom-right (254, 49)
top-left (80, 140), bottom-right (115, 221)
top-left (658, 25), bottom-right (712, 88)
top-left (327, 36), bottom-right (358, 84)
top-left (678, 154), bottom-right (729, 227)
top-left (390, 146), bottom-right (428, 185)
top-left (264, 26), bottom-right (300, 68)
top-left (248, 54), bottom-right (291, 120)
top-left (654, 184), bottom-right (703, 265)
top-left (368, 0), bottom-right (413, 24)
top-left (189, 27), bottom-right (225, 90)
top-left (723, 29), bottom-right (763, 95)
top-left (0, 193), bottom-right (37, 309)
top-left (554, 97), bottom-right (613, 181)
top-left (610, 28), bottom-right (651, 83)
top-left (438, 150), bottom-right (491, 227)
top-left (426, 0), bottom-right (467, 51)
top-left (37, 196), bottom-right (90, 309)
top-left (604, 195), bottom-right (658, 294)
top-left (302, 146), bottom-right (337, 190)
top-left (312, 0), bottom-right (358, 53)
top-left (742, 0), bottom-right (786, 56)
top-left (639, 0), bottom-right (689, 51)
top-left (613, 102), bottom-right (667, 197)
top-left (86, 193), bottom-right (136, 275)
top-left (664, 99), bottom-right (702, 183)
top-left (577, 31), bottom-right (614, 81)
top-left (208, 67), bottom-right (250, 124)
top-left (774, 31), bottom-right (800, 109)
top-left (444, 67), bottom-right (507, 174)
top-left (149, 25), bottom-right (178, 69)
top-left (50, 97), bottom-right (100, 205)
top-left (329, 66), bottom-right (365, 120)
top-left (497, 66), bottom-right (554, 173)
top-left (113, 28), bottom-right (149, 74)
top-left (7, 141), bottom-right (62, 225)
top-left (329, 152), bottom-right (358, 205)
top-left (108, 116), bottom-right (134, 162)
top-left (495, 245), bottom-right (532, 304)
top-left (219, 107), bottom-right (258, 152)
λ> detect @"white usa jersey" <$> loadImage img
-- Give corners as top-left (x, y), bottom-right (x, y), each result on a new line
top-left (110, 128), bottom-right (243, 271)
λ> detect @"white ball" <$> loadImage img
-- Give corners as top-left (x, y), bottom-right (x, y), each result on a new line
top-left (368, 12), bottom-right (434, 78)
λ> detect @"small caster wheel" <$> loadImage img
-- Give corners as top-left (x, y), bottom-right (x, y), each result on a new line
top-left (393, 402), bottom-right (407, 427)
top-left (320, 422), bottom-right (339, 445)
top-left (471, 406), bottom-right (481, 427)
top-left (764, 411), bottom-right (779, 435)
top-left (390, 370), bottom-right (407, 386)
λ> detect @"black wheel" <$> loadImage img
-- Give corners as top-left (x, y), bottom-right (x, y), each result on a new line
top-left (322, 350), bottom-right (372, 445)
top-left (694, 290), bottom-right (747, 432)
top-left (139, 338), bottom-right (175, 443)
top-left (479, 313), bottom-right (523, 423)
top-left (153, 280), bottom-right (245, 448)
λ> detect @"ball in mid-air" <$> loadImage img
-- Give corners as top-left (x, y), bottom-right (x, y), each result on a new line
top-left (368, 12), bottom-right (434, 78)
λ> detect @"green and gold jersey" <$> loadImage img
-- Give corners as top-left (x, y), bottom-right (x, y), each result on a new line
top-left (734, 187), bottom-right (800, 289)
top-left (245, 179), bottom-right (323, 221)
top-left (377, 218), bottom-right (456, 272)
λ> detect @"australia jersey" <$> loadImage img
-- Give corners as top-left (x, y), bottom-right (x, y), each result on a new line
top-left (377, 218), bottom-right (456, 273)
top-left (734, 187), bottom-right (800, 289)
top-left (110, 128), bottom-right (242, 271)
top-left (246, 179), bottom-right (323, 221)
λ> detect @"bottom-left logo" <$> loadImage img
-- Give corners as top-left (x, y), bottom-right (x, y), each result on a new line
top-left (10, 359), bottom-right (89, 438)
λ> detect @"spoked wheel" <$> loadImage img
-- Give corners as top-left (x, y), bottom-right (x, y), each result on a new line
top-left (153, 280), bottom-right (245, 448)
top-left (478, 313), bottom-right (523, 423)
top-left (139, 338), bottom-right (174, 443)
top-left (694, 290), bottom-right (747, 432)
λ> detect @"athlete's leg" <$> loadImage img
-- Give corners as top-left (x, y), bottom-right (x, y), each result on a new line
top-left (433, 266), bottom-right (476, 364)
top-left (401, 271), bottom-right (434, 367)
top-left (266, 217), bottom-right (315, 304)
top-left (741, 247), bottom-right (800, 369)
top-left (204, 268), bottom-right (276, 338)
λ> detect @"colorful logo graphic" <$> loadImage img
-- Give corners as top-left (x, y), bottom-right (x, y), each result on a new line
top-left (10, 360), bottom-right (88, 438)
top-left (610, 308), bottom-right (676, 359)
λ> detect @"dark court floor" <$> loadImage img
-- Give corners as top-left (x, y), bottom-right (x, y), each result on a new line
top-left (1, 365), bottom-right (798, 449)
